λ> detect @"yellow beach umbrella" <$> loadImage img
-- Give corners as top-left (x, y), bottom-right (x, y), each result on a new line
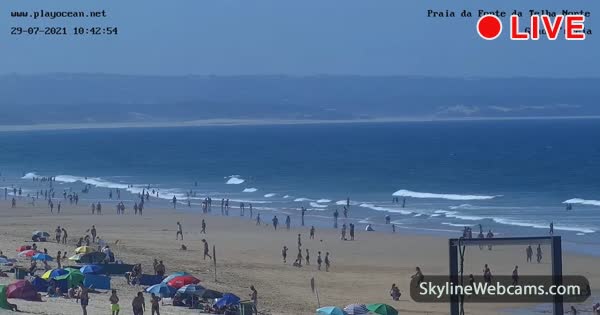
top-left (75, 246), bottom-right (95, 254)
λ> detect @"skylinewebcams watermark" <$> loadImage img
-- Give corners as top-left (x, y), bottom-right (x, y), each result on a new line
top-left (410, 276), bottom-right (591, 303)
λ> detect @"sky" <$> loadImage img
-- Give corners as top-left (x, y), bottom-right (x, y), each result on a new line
top-left (0, 0), bottom-right (598, 77)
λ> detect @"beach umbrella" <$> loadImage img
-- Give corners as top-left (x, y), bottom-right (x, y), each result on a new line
top-left (80, 265), bottom-right (103, 274)
top-left (17, 250), bottom-right (38, 258)
top-left (161, 272), bottom-right (190, 284)
top-left (6, 280), bottom-right (38, 301)
top-left (32, 231), bottom-right (50, 238)
top-left (75, 246), bottom-right (96, 254)
top-left (68, 254), bottom-right (83, 261)
top-left (344, 304), bottom-right (370, 315)
top-left (176, 284), bottom-right (206, 296)
top-left (78, 252), bottom-right (106, 264)
top-left (213, 293), bottom-right (241, 308)
top-left (32, 253), bottom-right (53, 261)
top-left (195, 288), bottom-right (222, 299)
top-left (317, 306), bottom-right (348, 315)
top-left (145, 283), bottom-right (177, 297)
top-left (367, 304), bottom-right (398, 315)
top-left (167, 275), bottom-right (200, 289)
top-left (41, 269), bottom-right (69, 280)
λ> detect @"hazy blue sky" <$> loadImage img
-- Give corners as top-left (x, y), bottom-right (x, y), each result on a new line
top-left (1, 0), bottom-right (597, 76)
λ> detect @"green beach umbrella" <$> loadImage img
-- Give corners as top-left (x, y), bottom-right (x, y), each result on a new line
top-left (366, 304), bottom-right (398, 315)
top-left (55, 269), bottom-right (85, 288)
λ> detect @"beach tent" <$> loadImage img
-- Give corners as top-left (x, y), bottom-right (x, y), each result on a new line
top-left (31, 277), bottom-right (49, 293)
top-left (161, 272), bottom-right (189, 284)
top-left (138, 274), bottom-right (163, 286)
top-left (32, 253), bottom-right (53, 261)
top-left (41, 269), bottom-right (69, 280)
top-left (145, 283), bottom-right (177, 297)
top-left (54, 269), bottom-right (85, 289)
top-left (32, 231), bottom-right (50, 237)
top-left (214, 293), bottom-right (241, 308)
top-left (6, 280), bottom-right (38, 300)
top-left (195, 288), bottom-right (222, 299)
top-left (367, 304), bottom-right (398, 315)
top-left (17, 250), bottom-right (38, 258)
top-left (317, 306), bottom-right (348, 315)
top-left (177, 284), bottom-right (206, 296)
top-left (344, 304), bottom-right (370, 315)
top-left (167, 275), bottom-right (200, 289)
top-left (83, 274), bottom-right (111, 290)
top-left (75, 246), bottom-right (95, 254)
top-left (80, 265), bottom-right (103, 274)
top-left (0, 285), bottom-right (12, 310)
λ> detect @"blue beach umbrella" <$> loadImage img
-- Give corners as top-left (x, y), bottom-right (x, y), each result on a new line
top-left (214, 293), bottom-right (241, 308)
top-left (80, 265), bottom-right (103, 274)
top-left (160, 272), bottom-right (189, 284)
top-left (32, 253), bottom-right (53, 261)
top-left (145, 283), bottom-right (176, 297)
top-left (317, 306), bottom-right (348, 315)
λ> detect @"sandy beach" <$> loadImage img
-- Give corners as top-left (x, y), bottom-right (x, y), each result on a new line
top-left (1, 200), bottom-right (598, 315)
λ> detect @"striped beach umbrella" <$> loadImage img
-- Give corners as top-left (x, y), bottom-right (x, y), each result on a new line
top-left (343, 304), bottom-right (370, 315)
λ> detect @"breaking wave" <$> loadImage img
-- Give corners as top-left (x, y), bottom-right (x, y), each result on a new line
top-left (264, 193), bottom-right (276, 198)
top-left (359, 203), bottom-right (412, 215)
top-left (225, 175), bottom-right (245, 185)
top-left (564, 198), bottom-right (600, 207)
top-left (243, 188), bottom-right (258, 193)
top-left (309, 202), bottom-right (328, 208)
top-left (393, 189), bottom-right (498, 201)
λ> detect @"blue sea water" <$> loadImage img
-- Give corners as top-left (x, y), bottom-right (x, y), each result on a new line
top-left (1, 120), bottom-right (599, 254)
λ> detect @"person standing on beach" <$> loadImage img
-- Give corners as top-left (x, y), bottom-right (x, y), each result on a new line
top-left (349, 223), bottom-right (355, 240)
top-left (79, 285), bottom-right (89, 315)
top-left (134, 202), bottom-right (138, 215)
top-left (240, 202), bottom-right (245, 216)
top-left (221, 199), bottom-right (225, 215)
top-left (310, 226), bottom-right (315, 239)
top-left (526, 245), bottom-right (533, 263)
top-left (301, 207), bottom-right (306, 226)
top-left (392, 224), bottom-right (396, 233)
top-left (256, 213), bottom-right (261, 225)
top-left (91, 225), bottom-right (97, 243)
top-left (333, 209), bottom-right (339, 228)
top-left (272, 216), bottom-right (279, 230)
top-left (325, 252), bottom-right (331, 272)
top-left (176, 222), bottom-right (183, 240)
top-left (549, 222), bottom-right (554, 235)
top-left (317, 251), bottom-right (322, 270)
top-left (55, 226), bottom-right (62, 243)
top-left (512, 265), bottom-right (519, 285)
top-left (132, 292), bottom-right (145, 315)
top-left (341, 224), bottom-right (347, 240)
top-left (202, 239), bottom-right (212, 260)
top-left (97, 202), bottom-right (102, 215)
top-left (201, 219), bottom-right (206, 234)
top-left (172, 196), bottom-right (177, 209)
top-left (110, 289), bottom-right (120, 315)
top-left (11, 197), bottom-right (16, 208)
top-left (297, 234), bottom-right (302, 249)
top-left (282, 246), bottom-right (288, 263)
top-left (536, 244), bottom-right (543, 263)
top-left (249, 285), bottom-right (258, 315)
top-left (56, 251), bottom-right (62, 269)
top-left (150, 293), bottom-right (160, 315)
top-left (62, 227), bottom-right (68, 244)
top-left (305, 249), bottom-right (310, 265)
top-left (57, 201), bottom-right (61, 214)
top-left (249, 203), bottom-right (253, 218)
top-left (285, 216), bottom-right (291, 230)
top-left (486, 230), bottom-right (494, 250)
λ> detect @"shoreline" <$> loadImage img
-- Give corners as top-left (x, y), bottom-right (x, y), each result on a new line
top-left (1, 115), bottom-right (600, 132)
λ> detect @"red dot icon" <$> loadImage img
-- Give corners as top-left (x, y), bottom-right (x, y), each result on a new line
top-left (477, 15), bottom-right (502, 40)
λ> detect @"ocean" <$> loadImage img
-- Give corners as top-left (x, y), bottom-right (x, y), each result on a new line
top-left (1, 120), bottom-right (599, 255)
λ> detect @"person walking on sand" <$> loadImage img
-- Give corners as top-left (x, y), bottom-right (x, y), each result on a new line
top-left (341, 224), bottom-right (347, 240)
top-left (249, 285), bottom-right (258, 315)
top-left (272, 216), bottom-right (279, 230)
top-left (172, 195), bottom-right (177, 209)
top-left (305, 248), bottom-right (310, 265)
top-left (201, 219), bottom-right (206, 234)
top-left (176, 222), bottom-right (183, 240)
top-left (310, 226), bottom-right (315, 239)
top-left (110, 289), bottom-right (120, 315)
top-left (79, 284), bottom-right (89, 315)
top-left (285, 215), bottom-right (291, 230)
top-left (536, 244), bottom-right (543, 263)
top-left (512, 265), bottom-right (519, 285)
top-left (325, 252), bottom-right (331, 272)
top-left (317, 251), bottom-right (322, 270)
top-left (132, 292), bottom-right (145, 315)
top-left (282, 246), bottom-right (288, 263)
top-left (202, 239), bottom-right (212, 260)
top-left (150, 293), bottom-right (160, 315)
top-left (297, 233), bottom-right (302, 248)
top-left (293, 248), bottom-right (303, 267)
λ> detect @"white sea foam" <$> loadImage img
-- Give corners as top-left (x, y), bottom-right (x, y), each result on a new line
top-left (21, 172), bottom-right (40, 179)
top-left (335, 200), bottom-right (358, 206)
top-left (294, 198), bottom-right (315, 202)
top-left (430, 214), bottom-right (442, 217)
top-left (359, 203), bottom-right (412, 215)
top-left (228, 198), bottom-right (271, 204)
top-left (492, 218), bottom-right (596, 234)
top-left (442, 222), bottom-right (474, 227)
top-left (393, 189), bottom-right (497, 201)
top-left (316, 199), bottom-right (331, 203)
top-left (225, 176), bottom-right (245, 185)
top-left (264, 193), bottom-right (276, 198)
top-left (563, 198), bottom-right (600, 207)
top-left (309, 202), bottom-right (328, 208)
top-left (413, 213), bottom-right (424, 217)
top-left (283, 195), bottom-right (291, 199)
top-left (434, 210), bottom-right (485, 221)
top-left (54, 175), bottom-right (129, 189)
top-left (243, 188), bottom-right (257, 193)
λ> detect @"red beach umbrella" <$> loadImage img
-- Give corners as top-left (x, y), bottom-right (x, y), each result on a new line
top-left (167, 275), bottom-right (200, 289)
